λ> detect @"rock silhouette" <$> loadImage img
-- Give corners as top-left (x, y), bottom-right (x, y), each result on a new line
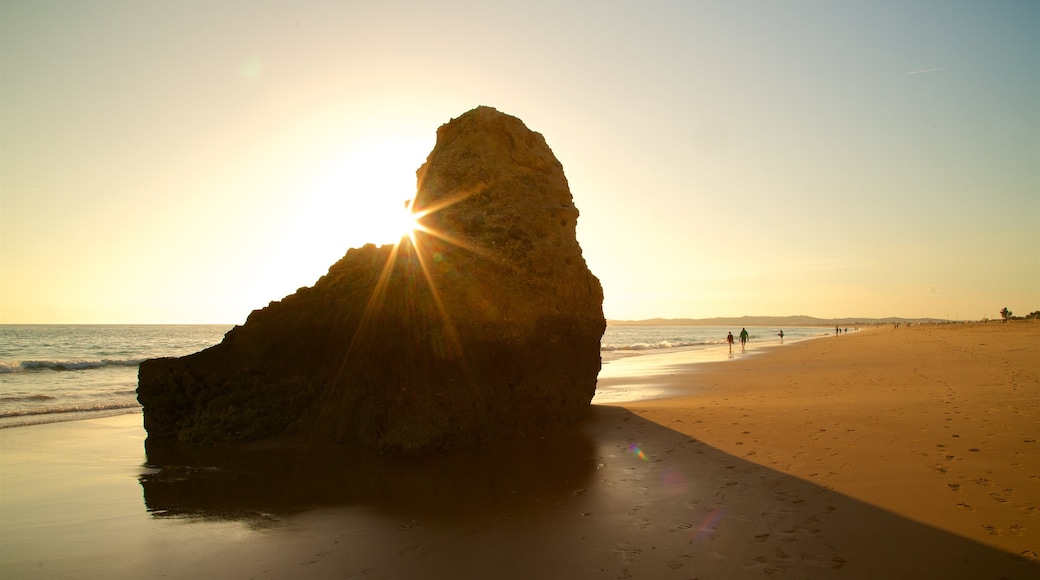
top-left (138, 106), bottom-right (605, 453)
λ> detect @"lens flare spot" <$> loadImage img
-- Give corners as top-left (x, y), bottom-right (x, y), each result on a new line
top-left (692, 506), bottom-right (724, 542)
top-left (627, 442), bottom-right (647, 461)
top-left (661, 467), bottom-right (689, 495)
top-left (240, 57), bottom-right (264, 80)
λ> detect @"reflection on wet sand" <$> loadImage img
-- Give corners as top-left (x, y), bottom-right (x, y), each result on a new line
top-left (140, 420), bottom-right (597, 524)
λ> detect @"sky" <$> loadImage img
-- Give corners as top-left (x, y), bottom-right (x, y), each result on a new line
top-left (2, 0), bottom-right (1037, 324)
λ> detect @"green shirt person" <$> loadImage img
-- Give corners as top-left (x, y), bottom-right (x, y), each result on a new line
top-left (739, 328), bottom-right (749, 346)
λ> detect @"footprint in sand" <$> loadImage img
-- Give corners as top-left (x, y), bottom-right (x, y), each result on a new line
top-left (398, 545), bottom-right (424, 557)
top-left (799, 552), bottom-right (821, 565)
top-left (611, 545), bottom-right (643, 564)
top-left (948, 483), bottom-right (961, 491)
top-left (981, 524), bottom-right (1001, 536)
top-left (955, 502), bottom-right (974, 511)
top-left (299, 547), bottom-right (342, 566)
top-left (666, 559), bottom-right (686, 570)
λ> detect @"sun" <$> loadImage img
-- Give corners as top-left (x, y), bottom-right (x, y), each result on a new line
top-left (301, 135), bottom-right (432, 247)
top-left (395, 199), bottom-right (423, 240)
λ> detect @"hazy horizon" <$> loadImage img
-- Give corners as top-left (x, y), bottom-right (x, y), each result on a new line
top-left (2, 1), bottom-right (1037, 324)
top-left (0, 313), bottom-right (1010, 326)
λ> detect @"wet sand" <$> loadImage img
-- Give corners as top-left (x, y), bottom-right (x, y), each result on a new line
top-left (1, 322), bottom-right (1037, 578)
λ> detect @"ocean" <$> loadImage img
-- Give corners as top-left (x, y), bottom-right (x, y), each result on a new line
top-left (0, 325), bottom-right (231, 429)
top-left (600, 324), bottom-right (831, 361)
top-left (0, 324), bottom-right (832, 429)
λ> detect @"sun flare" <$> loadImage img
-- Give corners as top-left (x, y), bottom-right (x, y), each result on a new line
top-left (295, 135), bottom-right (432, 247)
top-left (395, 199), bottom-right (422, 240)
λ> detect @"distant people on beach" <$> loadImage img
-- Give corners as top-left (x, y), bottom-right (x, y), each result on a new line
top-left (778, 329), bottom-right (784, 343)
top-left (726, 331), bottom-right (735, 353)
top-left (835, 325), bottom-right (840, 335)
top-left (739, 328), bottom-right (749, 351)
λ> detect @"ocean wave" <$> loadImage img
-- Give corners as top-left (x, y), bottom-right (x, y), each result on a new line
top-left (0, 359), bottom-right (145, 373)
top-left (0, 394), bottom-right (57, 403)
top-left (601, 339), bottom-right (722, 351)
top-left (0, 401), bottom-right (141, 420)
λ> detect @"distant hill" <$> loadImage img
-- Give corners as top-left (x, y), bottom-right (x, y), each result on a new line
top-left (607, 315), bottom-right (949, 327)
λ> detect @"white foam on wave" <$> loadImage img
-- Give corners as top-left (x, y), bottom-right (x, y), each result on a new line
top-left (0, 406), bottom-right (141, 429)
top-left (602, 339), bottom-right (724, 352)
top-left (0, 401), bottom-right (141, 421)
top-left (3, 359), bottom-right (144, 372)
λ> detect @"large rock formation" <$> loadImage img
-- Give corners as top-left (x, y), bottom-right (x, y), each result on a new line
top-left (138, 106), bottom-right (605, 453)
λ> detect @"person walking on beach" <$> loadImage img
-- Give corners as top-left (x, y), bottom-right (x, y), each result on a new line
top-left (726, 331), bottom-right (735, 353)
top-left (778, 329), bottom-right (784, 343)
top-left (739, 328), bottom-right (749, 351)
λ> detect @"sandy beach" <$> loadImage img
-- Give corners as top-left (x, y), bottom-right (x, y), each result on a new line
top-left (1, 322), bottom-right (1037, 579)
top-left (620, 322), bottom-right (1040, 562)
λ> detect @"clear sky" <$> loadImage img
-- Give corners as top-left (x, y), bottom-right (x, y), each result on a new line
top-left (2, 0), bottom-right (1037, 324)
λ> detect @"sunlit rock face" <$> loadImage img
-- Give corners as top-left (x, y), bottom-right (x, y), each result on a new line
top-left (138, 106), bottom-right (605, 453)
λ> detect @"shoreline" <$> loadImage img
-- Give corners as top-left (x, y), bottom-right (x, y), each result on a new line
top-left (1, 322), bottom-right (1037, 578)
top-left (595, 328), bottom-right (841, 403)
top-left (0, 406), bottom-right (142, 430)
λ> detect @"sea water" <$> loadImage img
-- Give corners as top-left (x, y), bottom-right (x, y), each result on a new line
top-left (0, 324), bottom-right (831, 428)
top-left (600, 325), bottom-right (831, 361)
top-left (0, 325), bottom-right (232, 428)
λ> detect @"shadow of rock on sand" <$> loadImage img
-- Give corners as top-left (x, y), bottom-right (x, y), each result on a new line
top-left (139, 406), bottom-right (1038, 579)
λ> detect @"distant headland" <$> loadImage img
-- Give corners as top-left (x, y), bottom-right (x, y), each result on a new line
top-left (608, 316), bottom-right (950, 326)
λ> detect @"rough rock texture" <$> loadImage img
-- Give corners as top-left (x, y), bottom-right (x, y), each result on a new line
top-left (138, 106), bottom-right (605, 453)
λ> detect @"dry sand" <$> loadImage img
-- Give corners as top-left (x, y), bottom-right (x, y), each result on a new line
top-left (1, 322), bottom-right (1037, 579)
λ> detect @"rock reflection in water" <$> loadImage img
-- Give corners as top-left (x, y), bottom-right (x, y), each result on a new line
top-left (139, 420), bottom-right (597, 524)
